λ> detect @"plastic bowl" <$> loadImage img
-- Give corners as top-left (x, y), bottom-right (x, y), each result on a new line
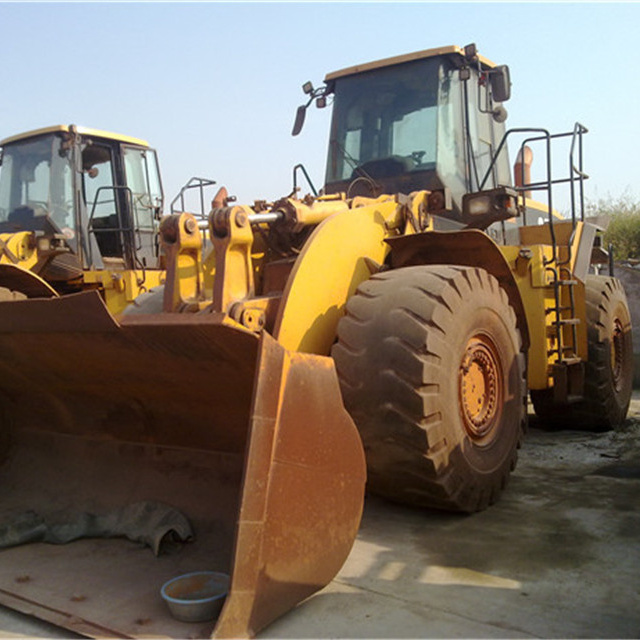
top-left (161, 571), bottom-right (230, 623)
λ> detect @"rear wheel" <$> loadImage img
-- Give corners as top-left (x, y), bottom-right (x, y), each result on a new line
top-left (332, 265), bottom-right (526, 513)
top-left (531, 275), bottom-right (633, 430)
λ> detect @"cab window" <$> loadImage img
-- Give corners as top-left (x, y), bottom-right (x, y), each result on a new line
top-left (83, 143), bottom-right (122, 258)
top-left (123, 147), bottom-right (162, 230)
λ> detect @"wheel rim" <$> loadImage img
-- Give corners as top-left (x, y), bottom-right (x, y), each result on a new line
top-left (459, 335), bottom-right (503, 441)
top-left (611, 317), bottom-right (625, 392)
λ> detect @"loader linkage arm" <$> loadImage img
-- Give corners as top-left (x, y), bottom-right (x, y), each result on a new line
top-left (158, 191), bottom-right (430, 334)
top-left (159, 194), bottom-right (353, 318)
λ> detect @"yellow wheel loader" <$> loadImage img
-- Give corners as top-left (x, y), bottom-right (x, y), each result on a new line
top-left (0, 124), bottom-right (165, 313)
top-left (0, 44), bottom-right (633, 638)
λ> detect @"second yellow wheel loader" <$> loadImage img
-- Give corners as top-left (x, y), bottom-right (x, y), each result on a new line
top-left (0, 44), bottom-right (633, 638)
top-left (0, 125), bottom-right (167, 313)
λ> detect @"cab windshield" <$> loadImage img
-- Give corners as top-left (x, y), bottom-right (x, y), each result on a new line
top-left (0, 133), bottom-right (74, 229)
top-left (326, 57), bottom-right (440, 185)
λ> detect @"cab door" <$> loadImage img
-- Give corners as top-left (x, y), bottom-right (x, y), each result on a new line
top-left (122, 146), bottom-right (163, 268)
top-left (82, 141), bottom-right (126, 262)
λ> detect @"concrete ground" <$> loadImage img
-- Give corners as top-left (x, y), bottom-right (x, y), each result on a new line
top-left (1, 396), bottom-right (640, 639)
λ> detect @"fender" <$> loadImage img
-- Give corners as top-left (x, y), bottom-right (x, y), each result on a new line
top-left (386, 229), bottom-right (531, 351)
top-left (0, 263), bottom-right (59, 298)
top-left (273, 199), bottom-right (401, 355)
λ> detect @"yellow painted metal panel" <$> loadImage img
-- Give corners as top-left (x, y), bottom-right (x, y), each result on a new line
top-left (572, 280), bottom-right (588, 361)
top-left (500, 245), bottom-right (549, 388)
top-left (0, 232), bottom-right (37, 269)
top-left (501, 240), bottom-right (588, 390)
top-left (519, 219), bottom-right (577, 246)
top-left (82, 268), bottom-right (164, 316)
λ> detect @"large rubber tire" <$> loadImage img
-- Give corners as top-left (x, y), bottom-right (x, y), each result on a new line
top-left (531, 275), bottom-right (633, 431)
top-left (332, 265), bottom-right (526, 513)
top-left (121, 285), bottom-right (165, 315)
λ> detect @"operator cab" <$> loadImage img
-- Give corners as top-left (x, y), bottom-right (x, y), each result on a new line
top-left (0, 125), bottom-right (163, 275)
top-left (323, 45), bottom-right (511, 210)
top-left (295, 45), bottom-right (514, 225)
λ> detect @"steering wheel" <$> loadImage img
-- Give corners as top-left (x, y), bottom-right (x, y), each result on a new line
top-left (347, 176), bottom-right (379, 199)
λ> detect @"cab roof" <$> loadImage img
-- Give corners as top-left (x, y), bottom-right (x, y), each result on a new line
top-left (0, 124), bottom-right (149, 148)
top-left (325, 44), bottom-right (497, 82)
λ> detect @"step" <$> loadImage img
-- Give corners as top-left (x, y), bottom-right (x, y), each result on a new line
top-left (546, 320), bottom-right (580, 337)
top-left (546, 306), bottom-right (574, 315)
top-left (545, 279), bottom-right (578, 288)
top-left (546, 355), bottom-right (582, 366)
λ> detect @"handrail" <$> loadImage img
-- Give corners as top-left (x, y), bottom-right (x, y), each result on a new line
top-left (481, 124), bottom-right (589, 368)
top-left (87, 185), bottom-right (147, 283)
top-left (568, 122), bottom-right (589, 225)
top-left (170, 177), bottom-right (217, 217)
top-left (481, 124), bottom-right (589, 267)
top-left (292, 164), bottom-right (318, 197)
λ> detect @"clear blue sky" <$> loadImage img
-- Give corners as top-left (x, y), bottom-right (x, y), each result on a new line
top-left (1, 2), bottom-right (638, 213)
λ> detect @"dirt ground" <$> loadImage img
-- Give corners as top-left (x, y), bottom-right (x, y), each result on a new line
top-left (1, 396), bottom-right (639, 639)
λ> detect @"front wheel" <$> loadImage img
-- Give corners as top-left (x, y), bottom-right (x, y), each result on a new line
top-left (332, 265), bottom-right (526, 513)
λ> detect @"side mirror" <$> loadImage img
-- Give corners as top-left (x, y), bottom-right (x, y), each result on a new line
top-left (293, 80), bottom-right (330, 135)
top-left (490, 65), bottom-right (511, 102)
top-left (292, 104), bottom-right (307, 137)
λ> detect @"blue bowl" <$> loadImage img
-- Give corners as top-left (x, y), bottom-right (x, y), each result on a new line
top-left (161, 571), bottom-right (230, 623)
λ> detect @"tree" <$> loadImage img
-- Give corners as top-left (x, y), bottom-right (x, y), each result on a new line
top-left (586, 193), bottom-right (640, 261)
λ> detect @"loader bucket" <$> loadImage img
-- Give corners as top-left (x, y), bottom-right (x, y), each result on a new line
top-left (0, 291), bottom-right (366, 639)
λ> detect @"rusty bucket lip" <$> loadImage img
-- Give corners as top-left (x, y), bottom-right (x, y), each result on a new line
top-left (0, 288), bottom-right (258, 335)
